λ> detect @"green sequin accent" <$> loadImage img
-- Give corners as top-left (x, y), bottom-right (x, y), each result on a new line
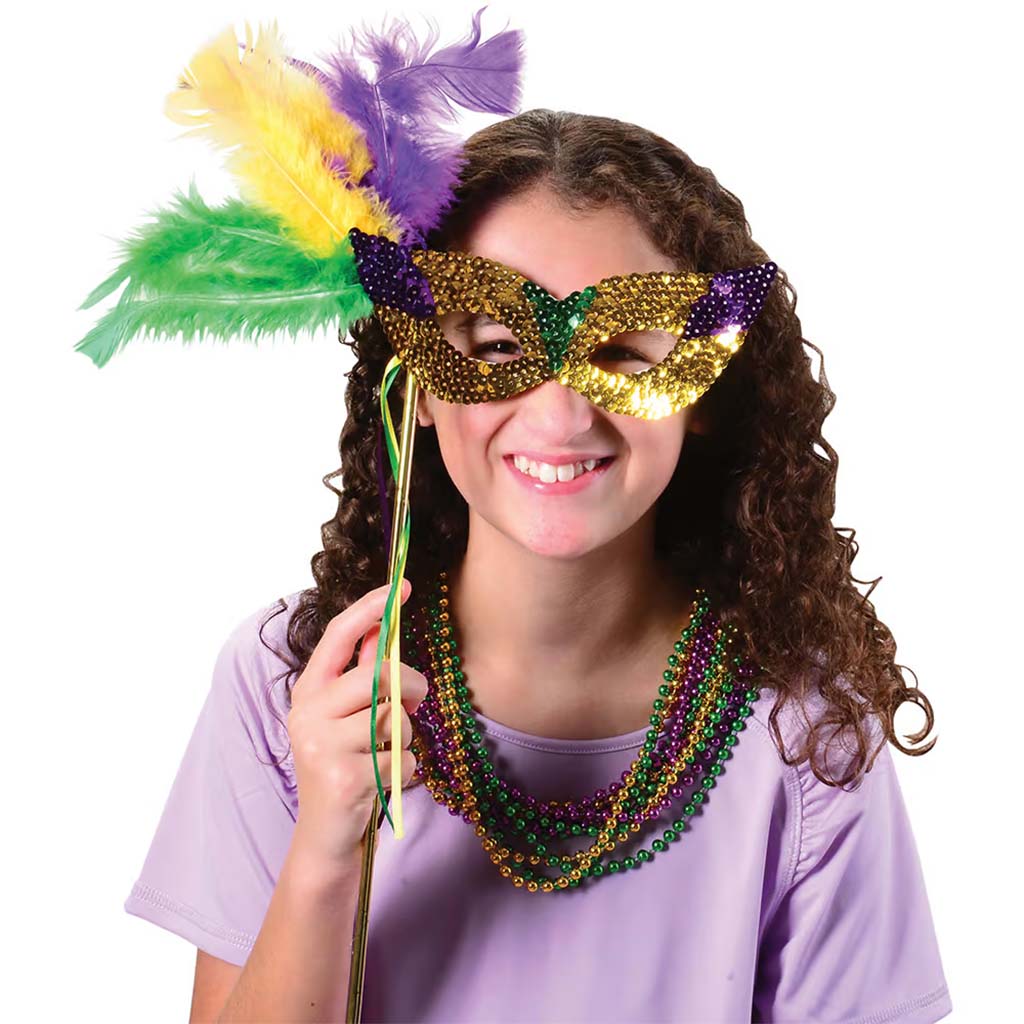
top-left (522, 282), bottom-right (598, 374)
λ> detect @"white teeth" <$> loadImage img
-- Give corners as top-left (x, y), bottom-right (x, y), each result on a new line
top-left (512, 455), bottom-right (602, 482)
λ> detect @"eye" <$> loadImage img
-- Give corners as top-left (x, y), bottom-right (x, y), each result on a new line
top-left (589, 330), bottom-right (676, 371)
top-left (592, 344), bottom-right (649, 365)
top-left (470, 339), bottom-right (524, 363)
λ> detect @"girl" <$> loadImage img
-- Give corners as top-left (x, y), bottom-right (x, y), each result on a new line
top-left (122, 109), bottom-right (952, 1023)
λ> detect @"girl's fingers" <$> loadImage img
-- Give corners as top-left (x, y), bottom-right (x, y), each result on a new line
top-left (295, 579), bottom-right (411, 694)
top-left (369, 748), bottom-right (418, 790)
top-left (347, 699), bottom-right (414, 753)
top-left (358, 622), bottom-right (381, 670)
top-left (306, 660), bottom-right (428, 721)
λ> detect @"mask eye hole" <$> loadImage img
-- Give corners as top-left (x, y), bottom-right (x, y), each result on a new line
top-left (469, 339), bottom-right (523, 363)
top-left (437, 311), bottom-right (527, 365)
top-left (588, 330), bottom-right (678, 374)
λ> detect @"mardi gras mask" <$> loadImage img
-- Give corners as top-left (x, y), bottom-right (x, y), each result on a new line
top-left (349, 227), bottom-right (777, 419)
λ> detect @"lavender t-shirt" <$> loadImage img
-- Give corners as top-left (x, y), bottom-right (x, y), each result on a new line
top-left (125, 594), bottom-right (953, 1023)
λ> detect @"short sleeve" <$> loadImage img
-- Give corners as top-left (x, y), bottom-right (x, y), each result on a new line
top-left (123, 599), bottom-right (300, 966)
top-left (753, 733), bottom-right (952, 1024)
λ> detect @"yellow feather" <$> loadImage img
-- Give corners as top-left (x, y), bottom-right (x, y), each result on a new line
top-left (165, 21), bottom-right (401, 255)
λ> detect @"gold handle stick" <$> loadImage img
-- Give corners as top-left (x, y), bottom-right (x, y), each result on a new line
top-left (346, 369), bottom-right (420, 1024)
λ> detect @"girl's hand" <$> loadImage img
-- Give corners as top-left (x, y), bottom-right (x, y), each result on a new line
top-left (285, 579), bottom-right (428, 872)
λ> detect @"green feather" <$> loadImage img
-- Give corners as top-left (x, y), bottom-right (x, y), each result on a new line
top-left (75, 181), bottom-right (373, 368)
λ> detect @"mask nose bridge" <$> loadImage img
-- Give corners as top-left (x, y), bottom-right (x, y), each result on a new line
top-left (522, 279), bottom-right (599, 375)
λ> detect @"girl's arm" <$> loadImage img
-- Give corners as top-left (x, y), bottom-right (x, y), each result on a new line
top-left (189, 951), bottom-right (239, 1021)
top-left (212, 843), bottom-right (363, 1022)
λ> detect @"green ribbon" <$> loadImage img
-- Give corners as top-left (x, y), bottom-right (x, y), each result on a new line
top-left (370, 356), bottom-right (413, 832)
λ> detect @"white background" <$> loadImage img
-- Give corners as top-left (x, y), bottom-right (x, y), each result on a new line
top-left (4, 0), bottom-right (1018, 1019)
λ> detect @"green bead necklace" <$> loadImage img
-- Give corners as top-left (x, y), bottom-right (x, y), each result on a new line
top-left (403, 570), bottom-right (762, 893)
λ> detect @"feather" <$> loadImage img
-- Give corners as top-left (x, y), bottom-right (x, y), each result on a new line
top-left (75, 183), bottom-right (372, 368)
top-left (164, 20), bottom-right (402, 256)
top-left (320, 6), bottom-right (525, 245)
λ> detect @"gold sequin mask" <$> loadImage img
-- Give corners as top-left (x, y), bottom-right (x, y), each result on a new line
top-left (349, 227), bottom-right (778, 419)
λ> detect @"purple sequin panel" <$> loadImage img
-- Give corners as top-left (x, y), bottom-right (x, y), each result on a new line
top-left (683, 261), bottom-right (778, 338)
top-left (348, 227), bottom-right (436, 317)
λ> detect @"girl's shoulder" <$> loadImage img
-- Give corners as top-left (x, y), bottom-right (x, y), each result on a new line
top-left (747, 678), bottom-right (891, 781)
top-left (746, 679), bottom-right (899, 893)
top-left (218, 589), bottom-right (307, 688)
top-left (207, 590), bottom-right (309, 783)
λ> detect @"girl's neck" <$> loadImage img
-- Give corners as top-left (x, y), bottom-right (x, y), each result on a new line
top-left (440, 513), bottom-right (696, 740)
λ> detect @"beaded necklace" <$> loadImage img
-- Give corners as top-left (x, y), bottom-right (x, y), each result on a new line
top-left (402, 570), bottom-right (763, 893)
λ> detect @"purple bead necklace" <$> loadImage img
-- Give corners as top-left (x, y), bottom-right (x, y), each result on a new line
top-left (403, 570), bottom-right (762, 893)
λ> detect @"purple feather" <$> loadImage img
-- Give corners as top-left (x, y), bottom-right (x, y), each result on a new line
top-left (318, 6), bottom-right (525, 245)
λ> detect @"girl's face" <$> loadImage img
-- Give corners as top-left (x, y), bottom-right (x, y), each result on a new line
top-left (416, 185), bottom-right (705, 560)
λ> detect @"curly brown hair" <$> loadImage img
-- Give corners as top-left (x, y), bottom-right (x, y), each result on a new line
top-left (259, 108), bottom-right (937, 788)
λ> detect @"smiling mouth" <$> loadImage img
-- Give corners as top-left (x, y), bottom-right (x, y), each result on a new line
top-left (508, 454), bottom-right (615, 483)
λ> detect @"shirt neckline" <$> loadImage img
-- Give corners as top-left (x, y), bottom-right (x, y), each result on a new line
top-left (473, 708), bottom-right (651, 754)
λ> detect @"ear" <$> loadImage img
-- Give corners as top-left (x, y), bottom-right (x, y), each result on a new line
top-left (416, 390), bottom-right (435, 428)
